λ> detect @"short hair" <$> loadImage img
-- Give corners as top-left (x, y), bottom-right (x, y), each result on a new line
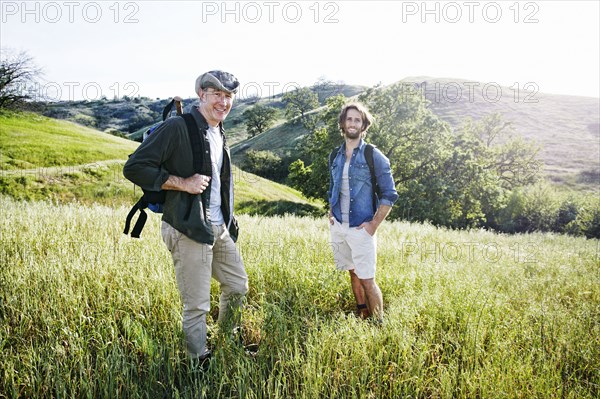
top-left (338, 102), bottom-right (374, 136)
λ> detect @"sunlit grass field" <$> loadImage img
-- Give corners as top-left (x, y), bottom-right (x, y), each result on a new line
top-left (1, 197), bottom-right (598, 398)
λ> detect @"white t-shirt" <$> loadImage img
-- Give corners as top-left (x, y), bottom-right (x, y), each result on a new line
top-left (207, 125), bottom-right (224, 225)
top-left (340, 159), bottom-right (351, 224)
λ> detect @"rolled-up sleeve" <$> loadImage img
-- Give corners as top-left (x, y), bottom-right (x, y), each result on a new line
top-left (373, 149), bottom-right (398, 207)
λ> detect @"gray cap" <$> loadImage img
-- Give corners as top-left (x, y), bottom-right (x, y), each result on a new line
top-left (195, 70), bottom-right (240, 95)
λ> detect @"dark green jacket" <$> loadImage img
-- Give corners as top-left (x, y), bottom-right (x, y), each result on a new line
top-left (123, 106), bottom-right (238, 244)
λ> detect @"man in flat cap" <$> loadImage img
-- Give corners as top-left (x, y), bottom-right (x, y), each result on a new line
top-left (124, 70), bottom-right (248, 366)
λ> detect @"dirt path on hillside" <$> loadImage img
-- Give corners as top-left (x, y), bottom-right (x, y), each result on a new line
top-left (1, 159), bottom-right (125, 178)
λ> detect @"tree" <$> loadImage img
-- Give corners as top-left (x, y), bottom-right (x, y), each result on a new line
top-left (477, 114), bottom-right (542, 189)
top-left (0, 49), bottom-right (42, 110)
top-left (288, 83), bottom-right (543, 230)
top-left (448, 114), bottom-right (543, 228)
top-left (288, 95), bottom-right (346, 200)
top-left (282, 87), bottom-right (319, 131)
top-left (358, 84), bottom-right (457, 225)
top-left (242, 104), bottom-right (278, 138)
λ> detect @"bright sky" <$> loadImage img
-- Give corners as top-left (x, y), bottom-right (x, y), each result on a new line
top-left (1, 0), bottom-right (599, 101)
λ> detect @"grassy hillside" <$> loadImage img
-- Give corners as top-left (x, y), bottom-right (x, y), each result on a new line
top-left (43, 97), bottom-right (163, 136)
top-left (0, 111), bottom-right (321, 215)
top-left (231, 119), bottom-right (309, 164)
top-left (2, 198), bottom-right (598, 398)
top-left (0, 111), bottom-right (138, 170)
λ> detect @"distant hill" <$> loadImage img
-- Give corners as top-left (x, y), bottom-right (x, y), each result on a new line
top-left (33, 77), bottom-right (599, 191)
top-left (40, 83), bottom-right (366, 145)
top-left (232, 77), bottom-right (600, 191)
top-left (401, 77), bottom-right (599, 189)
top-left (0, 111), bottom-right (322, 215)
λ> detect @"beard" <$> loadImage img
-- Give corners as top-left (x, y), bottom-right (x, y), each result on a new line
top-left (343, 128), bottom-right (362, 140)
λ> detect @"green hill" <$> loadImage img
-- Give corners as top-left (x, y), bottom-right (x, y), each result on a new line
top-left (0, 111), bottom-right (138, 170)
top-left (0, 111), bottom-right (322, 215)
top-left (23, 77), bottom-right (599, 193)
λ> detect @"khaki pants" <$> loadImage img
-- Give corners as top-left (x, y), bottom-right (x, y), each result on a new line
top-left (161, 221), bottom-right (248, 358)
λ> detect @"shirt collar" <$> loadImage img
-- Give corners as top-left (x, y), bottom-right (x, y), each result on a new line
top-left (340, 138), bottom-right (366, 153)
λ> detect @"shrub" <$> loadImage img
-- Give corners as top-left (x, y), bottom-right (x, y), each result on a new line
top-left (242, 150), bottom-right (285, 181)
top-left (577, 200), bottom-right (600, 239)
top-left (495, 183), bottom-right (600, 237)
top-left (73, 114), bottom-right (96, 127)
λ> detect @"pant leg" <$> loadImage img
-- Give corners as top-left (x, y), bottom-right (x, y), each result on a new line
top-left (329, 219), bottom-right (355, 272)
top-left (161, 221), bottom-right (212, 358)
top-left (345, 226), bottom-right (377, 279)
top-left (210, 224), bottom-right (248, 329)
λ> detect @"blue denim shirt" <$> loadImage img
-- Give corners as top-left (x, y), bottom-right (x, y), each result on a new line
top-left (328, 139), bottom-right (399, 227)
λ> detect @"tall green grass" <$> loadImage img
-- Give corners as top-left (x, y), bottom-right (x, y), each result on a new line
top-left (1, 197), bottom-right (598, 398)
top-left (0, 161), bottom-right (321, 216)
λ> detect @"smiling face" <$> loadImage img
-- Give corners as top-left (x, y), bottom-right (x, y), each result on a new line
top-left (342, 108), bottom-right (364, 140)
top-left (198, 88), bottom-right (234, 126)
top-left (338, 103), bottom-right (373, 141)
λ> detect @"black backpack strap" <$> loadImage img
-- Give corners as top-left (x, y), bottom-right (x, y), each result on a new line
top-left (182, 114), bottom-right (202, 173)
top-left (162, 99), bottom-right (176, 121)
top-left (123, 197), bottom-right (149, 238)
top-left (365, 144), bottom-right (380, 213)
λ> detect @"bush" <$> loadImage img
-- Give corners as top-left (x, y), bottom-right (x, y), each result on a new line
top-left (105, 128), bottom-right (127, 138)
top-left (242, 150), bottom-right (285, 181)
top-left (577, 200), bottom-right (600, 239)
top-left (495, 183), bottom-right (600, 237)
top-left (73, 114), bottom-right (96, 127)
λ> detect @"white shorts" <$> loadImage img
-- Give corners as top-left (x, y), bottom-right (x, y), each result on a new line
top-left (329, 219), bottom-right (377, 279)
